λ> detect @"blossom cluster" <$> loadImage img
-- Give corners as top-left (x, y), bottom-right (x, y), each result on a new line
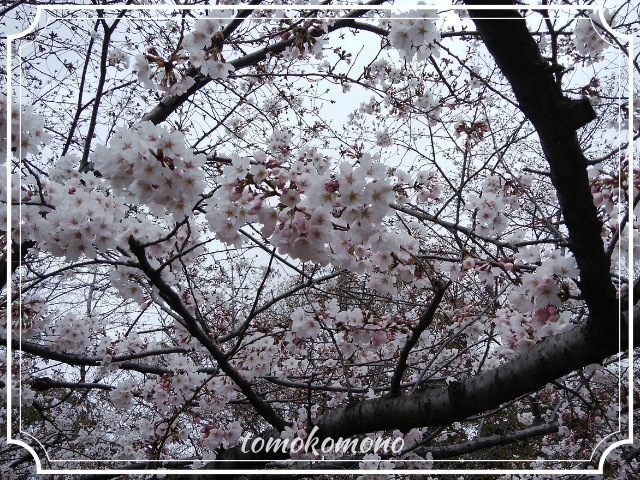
top-left (279, 20), bottom-right (329, 61)
top-left (19, 163), bottom-right (138, 261)
top-left (587, 162), bottom-right (640, 263)
top-left (588, 162), bottom-right (624, 215)
top-left (387, 4), bottom-right (441, 62)
top-left (572, 9), bottom-right (614, 61)
top-left (465, 176), bottom-right (518, 237)
top-left (108, 47), bottom-right (130, 69)
top-left (133, 14), bottom-right (235, 96)
top-left (2, 103), bottom-right (207, 268)
top-left (206, 134), bottom-right (439, 294)
top-left (0, 99), bottom-right (145, 264)
top-left (0, 94), bottom-right (52, 159)
top-left (92, 121), bottom-right (207, 222)
top-left (52, 313), bottom-right (97, 354)
top-left (494, 248), bottom-right (580, 352)
top-left (0, 295), bottom-right (47, 341)
top-left (202, 420), bottom-right (243, 452)
top-left (454, 119), bottom-right (489, 144)
top-left (229, 331), bottom-right (280, 382)
top-left (110, 377), bottom-right (138, 410)
top-left (412, 88), bottom-right (441, 123)
top-left (289, 299), bottom-right (411, 351)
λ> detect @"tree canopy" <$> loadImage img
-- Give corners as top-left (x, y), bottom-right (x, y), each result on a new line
top-left (1, 1), bottom-right (638, 479)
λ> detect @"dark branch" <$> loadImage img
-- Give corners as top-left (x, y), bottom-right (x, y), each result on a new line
top-left (389, 280), bottom-right (450, 396)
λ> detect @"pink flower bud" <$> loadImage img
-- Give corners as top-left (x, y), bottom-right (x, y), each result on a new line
top-left (323, 178), bottom-right (339, 192)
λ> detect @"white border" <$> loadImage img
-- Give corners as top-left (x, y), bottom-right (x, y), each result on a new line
top-left (4, 2), bottom-right (634, 476)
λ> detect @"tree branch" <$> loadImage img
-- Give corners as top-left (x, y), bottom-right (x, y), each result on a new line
top-left (389, 280), bottom-right (450, 396)
top-left (425, 422), bottom-right (559, 459)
